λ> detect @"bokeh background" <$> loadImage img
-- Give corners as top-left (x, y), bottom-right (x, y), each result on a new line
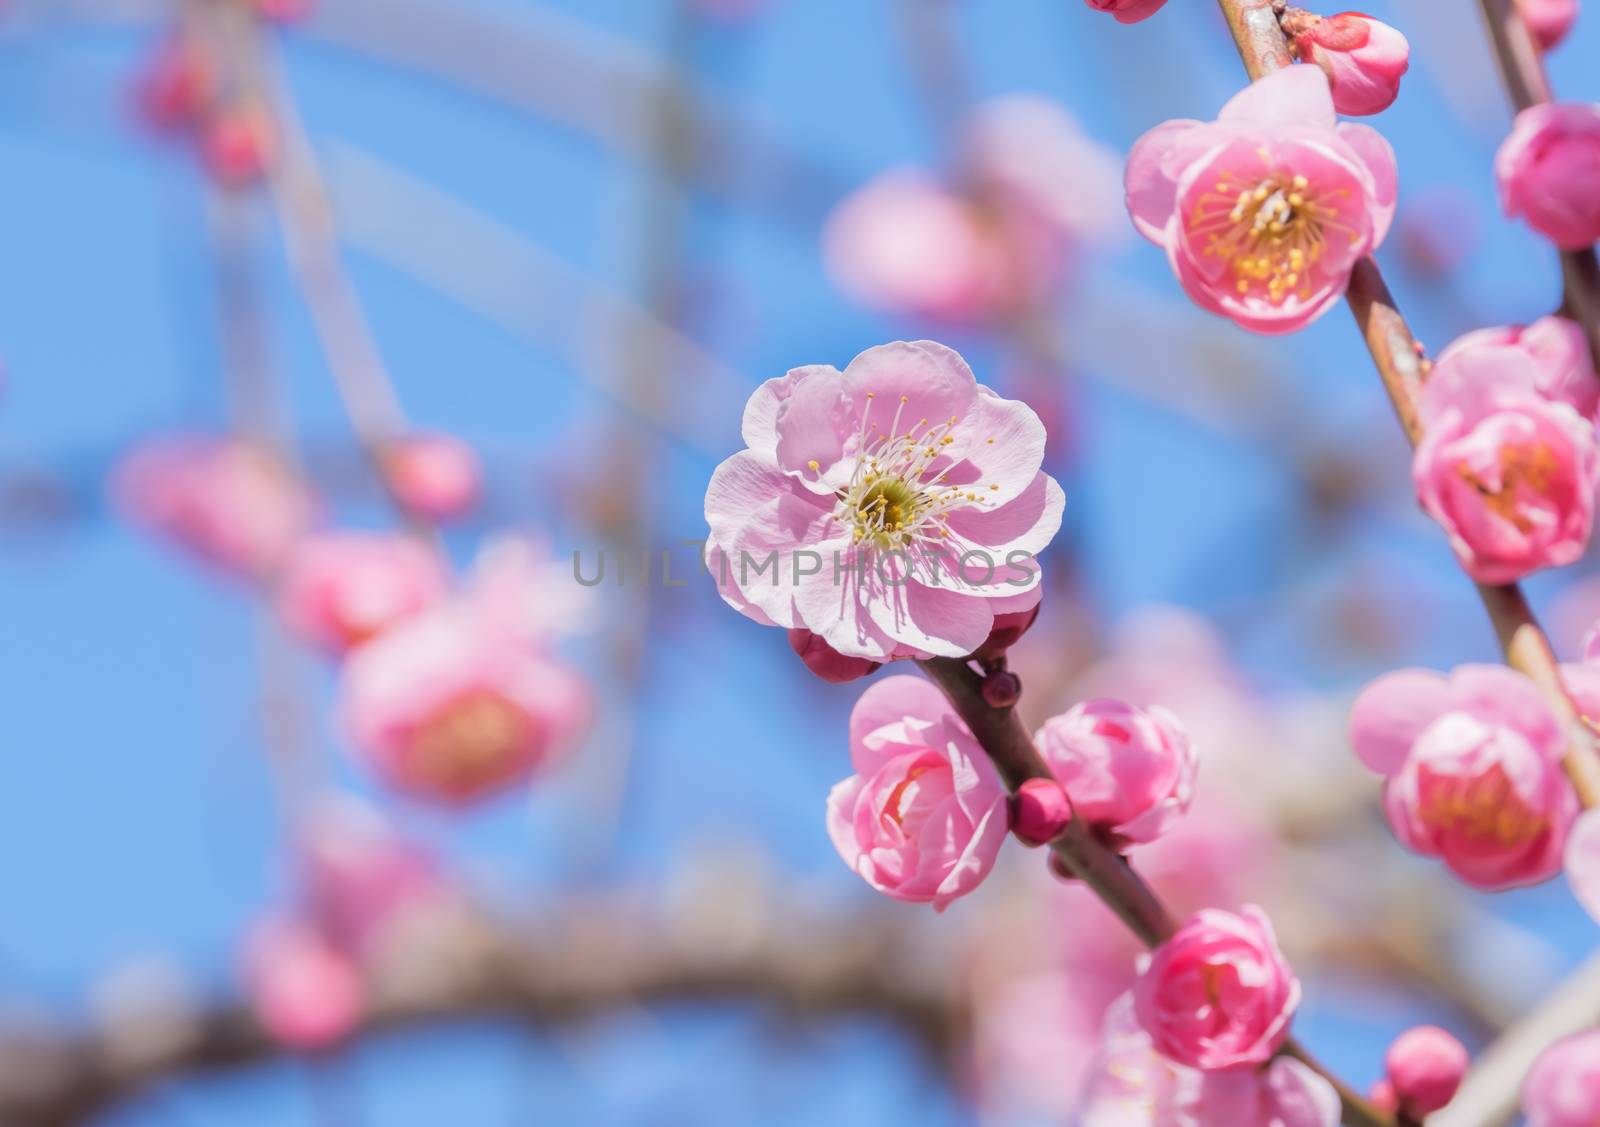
top-left (1, 1), bottom-right (1597, 1123)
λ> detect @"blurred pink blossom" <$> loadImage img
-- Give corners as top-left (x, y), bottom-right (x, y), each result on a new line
top-left (1523, 1029), bottom-right (1600, 1127)
top-left (1290, 13), bottom-right (1409, 116)
top-left (1035, 698), bottom-right (1197, 845)
top-left (825, 675), bottom-right (1008, 909)
top-left (114, 434), bottom-right (317, 579)
top-left (383, 433), bottom-right (482, 523)
top-left (1497, 103), bottom-right (1600, 250)
top-left (1564, 807), bottom-right (1600, 925)
top-left (1125, 65), bottom-right (1396, 334)
top-left (1350, 665), bottom-right (1577, 888)
top-left (1437, 316), bottom-right (1598, 420)
top-left (1132, 905), bottom-right (1300, 1070)
top-left (340, 600), bottom-right (590, 806)
top-left (243, 918), bottom-right (362, 1050)
top-left (1412, 342), bottom-right (1598, 585)
top-left (1384, 1026), bottom-right (1468, 1117)
top-left (202, 107), bottom-right (274, 187)
top-left (1517, 0), bottom-right (1580, 51)
top-left (278, 532), bottom-right (447, 653)
top-left (704, 341), bottom-right (1061, 660)
top-left (255, 0), bottom-right (315, 22)
top-left (1083, 0), bottom-right (1169, 23)
top-left (135, 37), bottom-right (213, 130)
top-left (1082, 994), bottom-right (1337, 1126)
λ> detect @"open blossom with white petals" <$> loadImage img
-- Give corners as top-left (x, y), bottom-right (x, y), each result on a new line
top-left (705, 341), bottom-right (1063, 661)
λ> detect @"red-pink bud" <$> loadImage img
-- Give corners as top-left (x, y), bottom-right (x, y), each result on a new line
top-left (1385, 1026), bottom-right (1469, 1116)
top-left (971, 603), bottom-right (1041, 664)
top-left (255, 0), bottom-right (316, 22)
top-left (383, 433), bottom-right (482, 522)
top-left (1083, 0), bottom-right (1168, 23)
top-left (788, 628), bottom-right (882, 684)
top-left (1369, 1080), bottom-right (1400, 1114)
top-left (1291, 12), bottom-right (1410, 116)
top-left (202, 109), bottom-right (275, 187)
top-left (136, 38), bottom-right (214, 131)
top-left (1011, 777), bottom-right (1072, 846)
top-left (981, 669), bottom-right (1021, 708)
top-left (1518, 0), bottom-right (1580, 51)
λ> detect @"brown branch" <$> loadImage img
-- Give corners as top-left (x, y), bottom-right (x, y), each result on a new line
top-left (0, 902), bottom-right (965, 1127)
top-left (1214, 0), bottom-right (1600, 810)
top-left (917, 657), bottom-right (1394, 1127)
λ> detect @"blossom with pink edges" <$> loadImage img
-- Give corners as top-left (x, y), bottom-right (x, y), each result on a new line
top-left (1082, 994), bottom-right (1336, 1126)
top-left (1412, 341), bottom-right (1599, 585)
top-left (1289, 12), bottom-right (1410, 116)
top-left (1497, 103), bottom-right (1600, 250)
top-left (243, 918), bottom-right (362, 1049)
top-left (1131, 905), bottom-right (1301, 1070)
top-left (1517, 0), bottom-right (1581, 51)
top-left (1084, 0), bottom-right (1169, 23)
top-left (1125, 65), bottom-right (1396, 334)
top-left (1034, 699), bottom-right (1197, 845)
top-left (339, 601), bottom-right (590, 806)
top-left (278, 532), bottom-right (447, 653)
top-left (825, 675), bottom-right (1009, 909)
top-left (1437, 316), bottom-right (1598, 421)
top-left (1384, 1026), bottom-right (1468, 1117)
top-left (1523, 1029), bottom-right (1600, 1127)
top-left (705, 341), bottom-right (1062, 661)
top-left (1350, 664), bottom-right (1578, 888)
top-left (382, 433), bottom-right (482, 522)
top-left (114, 434), bottom-right (317, 579)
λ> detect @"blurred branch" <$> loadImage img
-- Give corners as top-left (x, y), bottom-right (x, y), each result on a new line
top-left (0, 898), bottom-right (966, 1127)
top-left (1429, 951), bottom-right (1600, 1127)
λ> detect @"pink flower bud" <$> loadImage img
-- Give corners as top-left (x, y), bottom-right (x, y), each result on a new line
top-left (278, 532), bottom-right (447, 653)
top-left (255, 0), bottom-right (315, 22)
top-left (382, 433), bottom-right (482, 522)
top-left (202, 108), bottom-right (275, 187)
top-left (1132, 905), bottom-right (1300, 1070)
top-left (788, 628), bottom-right (882, 683)
top-left (1011, 777), bottom-right (1071, 846)
top-left (1369, 1080), bottom-right (1400, 1114)
top-left (1517, 0), bottom-right (1580, 51)
top-left (1083, 0), bottom-right (1168, 22)
top-left (244, 919), bottom-right (361, 1050)
top-left (1291, 13), bottom-right (1410, 116)
top-left (1497, 103), bottom-right (1600, 250)
top-left (1436, 316), bottom-right (1598, 420)
top-left (1412, 342), bottom-right (1599, 585)
top-left (981, 669), bottom-right (1022, 709)
top-left (1350, 665), bottom-right (1578, 888)
top-left (135, 38), bottom-right (213, 131)
top-left (1034, 699), bottom-right (1196, 844)
top-left (971, 603), bottom-right (1041, 664)
top-left (826, 676), bottom-right (1009, 909)
top-left (1385, 1026), bottom-right (1468, 1116)
top-left (1523, 1029), bottom-right (1600, 1127)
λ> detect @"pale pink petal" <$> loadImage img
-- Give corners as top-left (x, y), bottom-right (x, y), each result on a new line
top-left (1124, 119), bottom-right (1208, 243)
top-left (1349, 668), bottom-right (1451, 775)
top-left (1218, 65), bottom-right (1337, 130)
top-left (1336, 122), bottom-right (1399, 246)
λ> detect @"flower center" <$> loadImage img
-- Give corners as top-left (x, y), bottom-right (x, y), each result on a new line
top-left (1417, 763), bottom-right (1546, 848)
top-left (1455, 442), bottom-right (1558, 533)
top-left (829, 393), bottom-right (995, 550)
top-left (405, 689), bottom-right (533, 798)
top-left (1188, 170), bottom-right (1353, 305)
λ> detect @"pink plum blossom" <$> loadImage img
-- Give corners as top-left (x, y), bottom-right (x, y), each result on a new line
top-left (1289, 12), bottom-right (1410, 116)
top-left (1518, 0), bottom-right (1581, 51)
top-left (825, 675), bottom-right (1009, 909)
top-left (1082, 994), bottom-right (1337, 1126)
top-left (1034, 698), bottom-right (1197, 845)
top-left (1565, 808), bottom-right (1600, 925)
top-left (705, 341), bottom-right (1063, 661)
top-left (339, 600), bottom-right (590, 805)
top-left (382, 433), bottom-right (482, 522)
top-left (1084, 0), bottom-right (1169, 23)
top-left (823, 172), bottom-right (1012, 322)
top-left (1131, 905), bottom-right (1301, 1071)
top-left (1125, 65), bottom-right (1397, 334)
top-left (1497, 103), bottom-right (1600, 250)
top-left (278, 532), bottom-right (447, 653)
top-left (1412, 342), bottom-right (1599, 585)
top-left (1523, 1029), bottom-right (1600, 1127)
top-left (243, 918), bottom-right (362, 1049)
top-left (114, 434), bottom-right (317, 579)
top-left (1437, 316), bottom-right (1598, 421)
top-left (1384, 1026), bottom-right (1468, 1117)
top-left (203, 107), bottom-right (274, 187)
top-left (1349, 665), bottom-right (1578, 889)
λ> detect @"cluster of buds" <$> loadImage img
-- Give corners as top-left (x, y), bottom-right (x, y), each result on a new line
top-left (135, 31), bottom-right (276, 187)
